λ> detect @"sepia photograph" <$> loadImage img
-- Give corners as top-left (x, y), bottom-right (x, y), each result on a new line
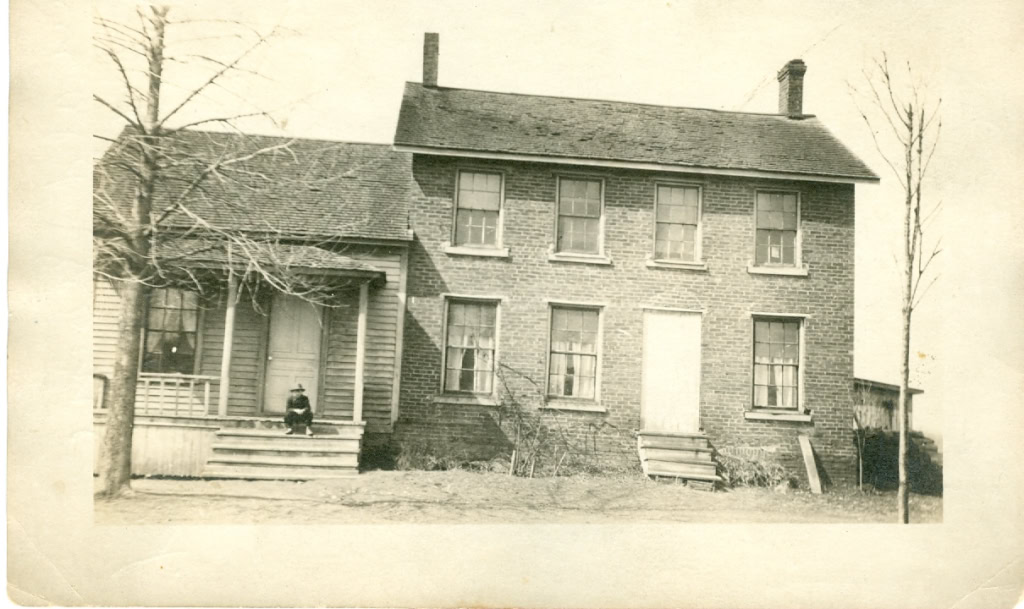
top-left (89, 0), bottom-right (942, 525)
top-left (8, 0), bottom-right (1024, 606)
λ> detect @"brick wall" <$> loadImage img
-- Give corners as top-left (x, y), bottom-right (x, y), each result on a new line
top-left (397, 155), bottom-right (857, 485)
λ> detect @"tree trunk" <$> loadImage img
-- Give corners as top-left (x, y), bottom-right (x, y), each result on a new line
top-left (97, 280), bottom-right (148, 496)
top-left (95, 7), bottom-right (167, 496)
top-left (897, 296), bottom-right (912, 522)
top-left (897, 109), bottom-right (915, 523)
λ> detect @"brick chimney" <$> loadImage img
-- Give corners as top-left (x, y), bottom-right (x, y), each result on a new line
top-left (777, 59), bottom-right (807, 117)
top-left (423, 32), bottom-right (439, 87)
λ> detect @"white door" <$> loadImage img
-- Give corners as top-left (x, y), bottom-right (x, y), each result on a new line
top-left (640, 310), bottom-right (702, 433)
top-left (263, 294), bottom-right (323, 414)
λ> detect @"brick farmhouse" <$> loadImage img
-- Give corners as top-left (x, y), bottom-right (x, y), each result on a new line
top-left (93, 33), bottom-right (888, 486)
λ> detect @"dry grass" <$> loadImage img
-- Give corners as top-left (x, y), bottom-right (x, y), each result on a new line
top-left (95, 471), bottom-right (942, 524)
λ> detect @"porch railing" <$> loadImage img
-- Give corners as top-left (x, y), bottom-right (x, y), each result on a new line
top-left (94, 373), bottom-right (219, 417)
top-left (136, 373), bottom-right (218, 417)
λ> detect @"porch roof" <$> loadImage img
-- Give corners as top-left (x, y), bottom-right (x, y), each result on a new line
top-left (853, 377), bottom-right (924, 396)
top-left (157, 240), bottom-right (387, 281)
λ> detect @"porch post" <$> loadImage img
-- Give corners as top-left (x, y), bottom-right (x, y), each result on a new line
top-left (217, 274), bottom-right (238, 416)
top-left (353, 281), bottom-right (369, 423)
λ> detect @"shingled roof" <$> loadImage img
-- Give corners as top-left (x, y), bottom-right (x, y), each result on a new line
top-left (157, 239), bottom-right (387, 276)
top-left (95, 129), bottom-right (413, 242)
top-left (394, 83), bottom-right (878, 182)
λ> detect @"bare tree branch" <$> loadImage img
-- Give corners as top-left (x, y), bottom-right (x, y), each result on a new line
top-left (853, 53), bottom-right (942, 523)
top-left (157, 29), bottom-right (273, 128)
top-left (93, 94), bottom-right (140, 127)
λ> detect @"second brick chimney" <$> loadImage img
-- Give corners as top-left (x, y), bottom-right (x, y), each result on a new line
top-left (423, 32), bottom-right (439, 87)
top-left (777, 59), bottom-right (807, 118)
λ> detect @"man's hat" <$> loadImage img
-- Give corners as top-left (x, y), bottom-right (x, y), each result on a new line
top-left (290, 384), bottom-right (305, 392)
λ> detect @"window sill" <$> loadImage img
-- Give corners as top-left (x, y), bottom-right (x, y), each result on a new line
top-left (744, 410), bottom-right (813, 423)
top-left (432, 394), bottom-right (498, 407)
top-left (547, 253), bottom-right (613, 266)
top-left (541, 398), bottom-right (606, 413)
top-left (645, 258), bottom-right (709, 272)
top-left (444, 245), bottom-right (510, 258)
top-left (747, 264), bottom-right (809, 277)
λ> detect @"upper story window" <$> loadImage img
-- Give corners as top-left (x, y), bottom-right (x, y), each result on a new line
top-left (547, 305), bottom-right (600, 399)
top-left (556, 177), bottom-right (603, 255)
top-left (754, 191), bottom-right (800, 266)
top-left (654, 184), bottom-right (701, 262)
top-left (142, 288), bottom-right (199, 374)
top-left (752, 318), bottom-right (801, 409)
top-left (443, 299), bottom-right (498, 394)
top-left (454, 171), bottom-right (503, 248)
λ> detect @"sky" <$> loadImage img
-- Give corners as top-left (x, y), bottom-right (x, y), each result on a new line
top-left (90, 0), bottom-right (1024, 439)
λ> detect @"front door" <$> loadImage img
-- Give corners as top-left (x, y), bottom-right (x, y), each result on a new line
top-left (640, 310), bottom-right (702, 433)
top-left (263, 294), bottom-right (323, 414)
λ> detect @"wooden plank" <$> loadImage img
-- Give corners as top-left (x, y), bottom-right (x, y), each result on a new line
top-left (643, 459), bottom-right (717, 477)
top-left (798, 434), bottom-right (822, 494)
top-left (638, 435), bottom-right (708, 450)
top-left (642, 447), bottom-right (713, 462)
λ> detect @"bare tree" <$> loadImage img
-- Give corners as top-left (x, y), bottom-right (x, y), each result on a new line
top-left (93, 6), bottom-right (358, 496)
top-left (850, 54), bottom-right (942, 523)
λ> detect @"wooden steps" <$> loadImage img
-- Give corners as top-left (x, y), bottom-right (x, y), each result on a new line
top-left (202, 426), bottom-right (363, 480)
top-left (637, 430), bottom-right (721, 489)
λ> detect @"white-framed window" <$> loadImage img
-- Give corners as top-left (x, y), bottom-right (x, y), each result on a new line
top-left (654, 183), bottom-right (701, 262)
top-left (442, 298), bottom-right (499, 394)
top-left (754, 191), bottom-right (800, 266)
top-left (141, 288), bottom-right (200, 374)
top-left (556, 177), bottom-right (604, 255)
top-left (547, 305), bottom-right (601, 399)
top-left (752, 317), bottom-right (802, 409)
top-left (453, 170), bottom-right (503, 248)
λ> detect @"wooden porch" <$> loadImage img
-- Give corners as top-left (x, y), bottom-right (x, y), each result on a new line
top-left (92, 242), bottom-right (411, 479)
top-left (92, 411), bottom-right (365, 479)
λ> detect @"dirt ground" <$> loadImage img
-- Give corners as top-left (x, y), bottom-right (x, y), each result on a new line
top-left (94, 471), bottom-right (943, 524)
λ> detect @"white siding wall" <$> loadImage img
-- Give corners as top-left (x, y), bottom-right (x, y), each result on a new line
top-left (92, 245), bottom-right (407, 432)
top-left (92, 278), bottom-right (121, 378)
top-left (322, 248), bottom-right (403, 433)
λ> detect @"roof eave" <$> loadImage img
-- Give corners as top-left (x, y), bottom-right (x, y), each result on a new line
top-left (393, 143), bottom-right (880, 185)
top-left (854, 377), bottom-right (925, 395)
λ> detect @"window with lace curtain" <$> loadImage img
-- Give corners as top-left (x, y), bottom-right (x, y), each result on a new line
top-left (443, 300), bottom-right (498, 394)
top-left (752, 317), bottom-right (801, 409)
top-left (547, 306), bottom-right (600, 399)
top-left (141, 288), bottom-right (200, 374)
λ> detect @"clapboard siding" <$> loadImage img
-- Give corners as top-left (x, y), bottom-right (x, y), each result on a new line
top-left (93, 245), bottom-right (407, 432)
top-left (321, 248), bottom-right (403, 432)
top-left (199, 290), bottom-right (266, 416)
top-left (92, 278), bottom-right (122, 378)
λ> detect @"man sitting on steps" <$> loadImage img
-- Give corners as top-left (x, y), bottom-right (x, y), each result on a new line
top-left (284, 384), bottom-right (314, 436)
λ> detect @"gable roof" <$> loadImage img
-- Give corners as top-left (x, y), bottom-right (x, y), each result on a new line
top-left (95, 129), bottom-right (413, 242)
top-left (394, 83), bottom-right (879, 183)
